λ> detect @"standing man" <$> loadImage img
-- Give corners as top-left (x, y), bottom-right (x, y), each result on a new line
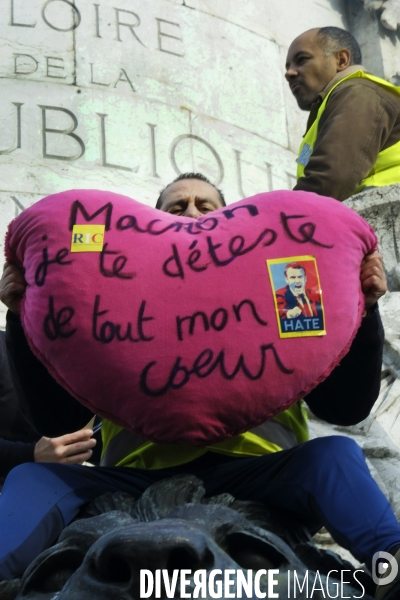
top-left (285, 27), bottom-right (400, 201)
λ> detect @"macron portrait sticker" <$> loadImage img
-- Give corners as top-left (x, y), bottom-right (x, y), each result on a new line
top-left (267, 256), bottom-right (326, 338)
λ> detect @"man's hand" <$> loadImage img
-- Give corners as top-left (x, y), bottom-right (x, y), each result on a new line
top-left (361, 252), bottom-right (387, 310)
top-left (287, 307), bottom-right (302, 319)
top-left (0, 262), bottom-right (26, 315)
top-left (34, 429), bottom-right (97, 464)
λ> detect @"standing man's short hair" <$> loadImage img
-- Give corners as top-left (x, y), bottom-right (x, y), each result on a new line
top-left (156, 173), bottom-right (226, 209)
top-left (317, 27), bottom-right (362, 66)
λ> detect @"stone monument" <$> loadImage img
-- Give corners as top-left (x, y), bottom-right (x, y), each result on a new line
top-left (0, 0), bottom-right (350, 327)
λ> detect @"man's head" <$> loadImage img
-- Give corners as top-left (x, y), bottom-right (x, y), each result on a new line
top-left (284, 263), bottom-right (307, 296)
top-left (285, 27), bottom-right (362, 111)
top-left (156, 173), bottom-right (226, 218)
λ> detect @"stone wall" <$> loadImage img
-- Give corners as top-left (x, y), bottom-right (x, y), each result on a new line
top-left (312, 184), bottom-right (400, 564)
top-left (0, 0), bottom-right (349, 326)
top-left (345, 185), bottom-right (400, 449)
top-left (348, 0), bottom-right (400, 83)
top-left (0, 2), bottom-right (347, 226)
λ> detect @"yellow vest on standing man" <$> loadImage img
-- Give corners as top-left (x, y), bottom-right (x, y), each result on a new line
top-left (297, 71), bottom-right (400, 192)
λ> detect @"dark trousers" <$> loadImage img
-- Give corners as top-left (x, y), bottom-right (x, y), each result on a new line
top-left (1, 435), bottom-right (400, 580)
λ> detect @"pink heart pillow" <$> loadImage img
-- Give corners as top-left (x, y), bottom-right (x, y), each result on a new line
top-left (5, 189), bottom-right (377, 445)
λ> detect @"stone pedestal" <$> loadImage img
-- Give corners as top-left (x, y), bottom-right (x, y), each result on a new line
top-left (348, 0), bottom-right (400, 84)
top-left (312, 184), bottom-right (400, 563)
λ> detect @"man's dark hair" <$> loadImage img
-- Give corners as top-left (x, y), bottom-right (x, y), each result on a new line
top-left (155, 172), bottom-right (226, 209)
top-left (317, 27), bottom-right (362, 66)
top-left (284, 263), bottom-right (306, 278)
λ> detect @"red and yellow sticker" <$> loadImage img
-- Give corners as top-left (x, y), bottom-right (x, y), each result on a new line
top-left (266, 255), bottom-right (326, 338)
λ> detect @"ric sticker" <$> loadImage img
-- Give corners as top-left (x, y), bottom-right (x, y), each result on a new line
top-left (266, 256), bottom-right (326, 338)
top-left (71, 225), bottom-right (105, 253)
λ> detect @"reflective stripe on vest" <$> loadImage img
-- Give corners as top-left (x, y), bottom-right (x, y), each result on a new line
top-left (249, 420), bottom-right (297, 450)
top-left (296, 71), bottom-right (400, 191)
top-left (100, 402), bottom-right (308, 468)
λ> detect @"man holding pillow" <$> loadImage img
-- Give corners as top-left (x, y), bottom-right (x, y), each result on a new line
top-left (0, 174), bottom-right (399, 600)
top-left (286, 27), bottom-right (400, 201)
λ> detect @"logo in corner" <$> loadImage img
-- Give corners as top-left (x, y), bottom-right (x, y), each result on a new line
top-left (71, 225), bottom-right (105, 253)
top-left (372, 551), bottom-right (399, 586)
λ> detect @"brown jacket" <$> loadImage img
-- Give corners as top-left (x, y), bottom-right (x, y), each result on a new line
top-left (294, 66), bottom-right (400, 201)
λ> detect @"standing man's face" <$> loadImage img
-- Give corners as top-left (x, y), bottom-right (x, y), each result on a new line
top-left (285, 268), bottom-right (306, 296)
top-left (157, 179), bottom-right (224, 218)
top-left (285, 29), bottom-right (338, 111)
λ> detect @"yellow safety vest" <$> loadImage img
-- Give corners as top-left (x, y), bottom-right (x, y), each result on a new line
top-left (100, 402), bottom-right (309, 469)
top-left (296, 71), bottom-right (400, 193)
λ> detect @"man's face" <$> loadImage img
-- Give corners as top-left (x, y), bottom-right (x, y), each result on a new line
top-left (285, 267), bottom-right (306, 296)
top-left (285, 29), bottom-right (338, 111)
top-left (158, 179), bottom-right (224, 218)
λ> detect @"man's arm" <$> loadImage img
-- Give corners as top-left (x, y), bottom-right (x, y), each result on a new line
top-left (6, 311), bottom-right (93, 437)
top-left (294, 79), bottom-right (400, 201)
top-left (304, 308), bottom-right (384, 425)
top-left (0, 438), bottom-right (35, 478)
top-left (0, 329), bottom-right (25, 436)
top-left (305, 251), bottom-right (387, 424)
top-left (0, 262), bottom-right (93, 436)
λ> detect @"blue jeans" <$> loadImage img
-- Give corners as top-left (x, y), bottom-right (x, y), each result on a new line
top-left (0, 435), bottom-right (399, 580)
